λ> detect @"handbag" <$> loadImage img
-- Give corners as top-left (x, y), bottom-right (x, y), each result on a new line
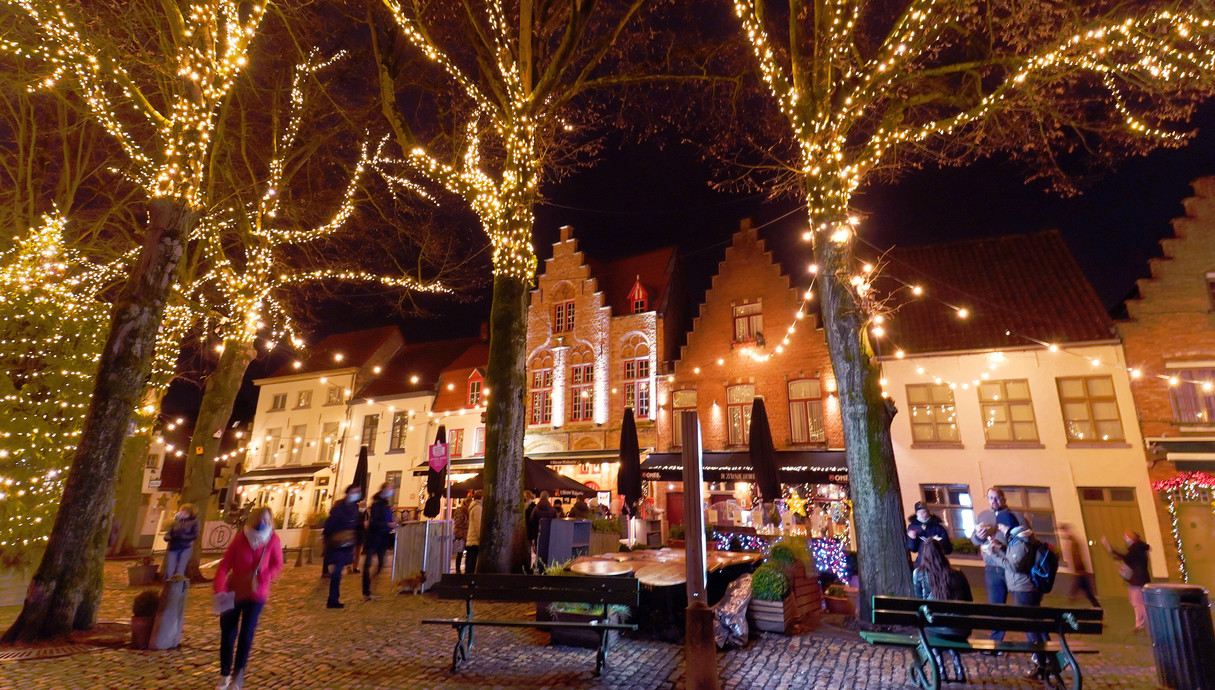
top-left (227, 542), bottom-right (270, 602)
top-left (1118, 562), bottom-right (1134, 581)
top-left (327, 529), bottom-right (357, 549)
top-left (213, 591), bottom-right (236, 616)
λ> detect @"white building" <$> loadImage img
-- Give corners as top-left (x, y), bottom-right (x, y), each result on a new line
top-left (879, 232), bottom-right (1167, 594)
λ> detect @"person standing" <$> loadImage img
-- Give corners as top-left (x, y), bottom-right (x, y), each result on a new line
top-left (970, 487), bottom-right (1025, 639)
top-left (323, 484), bottom-right (362, 609)
top-left (363, 482), bottom-right (398, 600)
top-left (987, 524), bottom-right (1049, 679)
top-left (912, 539), bottom-right (972, 682)
top-left (213, 507), bottom-right (283, 690)
top-left (1103, 530), bottom-right (1151, 631)
top-left (164, 503), bottom-right (199, 580)
top-left (464, 491), bottom-right (483, 573)
top-left (568, 497), bottom-right (594, 520)
top-left (906, 501), bottom-right (952, 564)
top-left (529, 492), bottom-right (559, 568)
top-left (1059, 524), bottom-right (1099, 607)
top-left (452, 496), bottom-right (470, 574)
top-left (523, 490), bottom-right (538, 574)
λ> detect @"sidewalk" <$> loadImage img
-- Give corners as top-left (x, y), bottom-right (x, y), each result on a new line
top-left (0, 562), bottom-right (1160, 689)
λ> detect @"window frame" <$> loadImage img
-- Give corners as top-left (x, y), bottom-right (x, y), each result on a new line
top-left (285, 424), bottom-right (307, 465)
top-left (977, 379), bottom-right (1039, 444)
top-left (325, 386), bottom-right (343, 405)
top-left (389, 411), bottom-right (409, 451)
top-left (269, 393), bottom-right (287, 411)
top-left (467, 376), bottom-right (483, 408)
top-left (726, 384), bottom-right (755, 446)
top-left (318, 422), bottom-right (340, 466)
top-left (260, 428), bottom-right (281, 466)
top-left (671, 389), bottom-right (697, 448)
top-left (474, 427), bottom-right (486, 455)
top-left (907, 383), bottom-right (961, 445)
top-left (553, 299), bottom-right (575, 333)
top-left (361, 413), bottom-right (380, 454)
top-left (529, 355), bottom-right (554, 425)
top-left (920, 483), bottom-right (976, 540)
top-left (1056, 375), bottom-right (1125, 443)
top-left (570, 362), bottom-right (594, 422)
top-left (732, 300), bottom-right (763, 343)
top-left (623, 357), bottom-right (651, 419)
top-left (788, 378), bottom-right (825, 444)
top-left (1167, 367), bottom-right (1215, 425)
top-left (145, 453), bottom-right (161, 470)
top-left (449, 428), bottom-right (465, 457)
top-left (296, 390), bottom-right (312, 409)
top-left (998, 485), bottom-right (1059, 547)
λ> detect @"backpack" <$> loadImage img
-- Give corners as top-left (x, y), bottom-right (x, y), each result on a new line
top-left (1029, 541), bottom-right (1060, 593)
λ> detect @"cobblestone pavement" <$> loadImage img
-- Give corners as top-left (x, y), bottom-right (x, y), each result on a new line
top-left (0, 561), bottom-right (1159, 689)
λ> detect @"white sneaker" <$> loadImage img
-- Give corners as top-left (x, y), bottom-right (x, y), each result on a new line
top-left (230, 669), bottom-right (245, 690)
top-left (216, 677), bottom-right (231, 690)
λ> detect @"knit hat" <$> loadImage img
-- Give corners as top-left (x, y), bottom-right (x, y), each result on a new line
top-left (996, 510), bottom-right (1020, 530)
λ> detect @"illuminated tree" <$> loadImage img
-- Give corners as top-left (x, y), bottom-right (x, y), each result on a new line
top-left (0, 0), bottom-right (267, 641)
top-left (721, 0), bottom-right (1215, 612)
top-left (371, 0), bottom-right (654, 572)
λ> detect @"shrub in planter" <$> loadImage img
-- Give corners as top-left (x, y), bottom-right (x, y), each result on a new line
top-left (547, 602), bottom-right (631, 649)
top-left (127, 556), bottom-right (159, 586)
top-left (591, 516), bottom-right (622, 534)
top-left (951, 537), bottom-right (978, 555)
top-left (130, 590), bottom-right (160, 649)
top-left (668, 525), bottom-right (685, 541)
top-left (824, 583), bottom-right (856, 616)
top-left (749, 563), bottom-right (795, 633)
top-left (751, 562), bottom-right (790, 602)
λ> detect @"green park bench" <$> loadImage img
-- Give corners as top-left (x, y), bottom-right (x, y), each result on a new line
top-left (421, 573), bottom-right (639, 676)
top-left (860, 596), bottom-right (1103, 690)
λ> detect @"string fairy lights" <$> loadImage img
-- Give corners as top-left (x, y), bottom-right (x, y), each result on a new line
top-left (1152, 472), bottom-right (1215, 583)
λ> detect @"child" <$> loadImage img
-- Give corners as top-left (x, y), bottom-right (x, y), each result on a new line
top-left (165, 503), bottom-right (200, 579)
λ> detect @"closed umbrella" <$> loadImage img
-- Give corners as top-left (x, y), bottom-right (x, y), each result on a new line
top-left (423, 426), bottom-right (446, 518)
top-left (748, 397), bottom-right (781, 525)
top-left (352, 445), bottom-right (370, 498)
top-left (617, 407), bottom-right (643, 516)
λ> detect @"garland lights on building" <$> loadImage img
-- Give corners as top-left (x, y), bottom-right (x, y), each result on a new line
top-left (1151, 471), bottom-right (1215, 584)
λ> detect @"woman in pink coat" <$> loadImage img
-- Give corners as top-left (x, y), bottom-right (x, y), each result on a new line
top-left (213, 507), bottom-right (284, 690)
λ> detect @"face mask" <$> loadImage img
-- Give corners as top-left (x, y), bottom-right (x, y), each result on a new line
top-left (384, 491), bottom-right (394, 500)
top-left (256, 522), bottom-right (271, 534)
top-left (348, 493), bottom-right (361, 503)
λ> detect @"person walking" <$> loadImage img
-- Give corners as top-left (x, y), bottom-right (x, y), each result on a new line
top-left (530, 492), bottom-right (559, 567)
top-left (906, 501), bottom-right (952, 564)
top-left (464, 491), bottom-right (483, 573)
top-left (362, 482), bottom-right (398, 600)
top-left (452, 496), bottom-right (470, 574)
top-left (1103, 530), bottom-right (1151, 631)
top-left (323, 484), bottom-right (363, 609)
top-left (213, 507), bottom-right (283, 690)
top-left (164, 503), bottom-right (199, 580)
top-left (970, 487), bottom-right (1025, 639)
top-left (986, 523), bottom-right (1050, 678)
top-left (912, 539), bottom-right (972, 681)
top-left (1059, 524), bottom-right (1100, 607)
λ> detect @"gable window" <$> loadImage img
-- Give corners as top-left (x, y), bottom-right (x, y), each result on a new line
top-left (361, 414), bottom-right (380, 454)
top-left (269, 393), bottom-right (287, 411)
top-left (978, 379), bottom-right (1038, 443)
top-left (726, 384), bottom-right (755, 445)
top-left (920, 484), bottom-right (975, 540)
top-left (553, 300), bottom-right (575, 333)
top-left (389, 411), bottom-right (409, 451)
top-left (1168, 367), bottom-right (1215, 425)
top-left (633, 297), bottom-right (647, 314)
top-left (474, 427), bottom-right (486, 455)
top-left (622, 336), bottom-right (651, 419)
top-left (733, 301), bottom-right (763, 343)
top-left (260, 428), bottom-right (282, 466)
top-left (530, 353), bottom-right (554, 425)
top-left (449, 428), bottom-right (465, 457)
top-left (325, 386), bottom-right (343, 405)
top-left (570, 347), bottom-right (594, 422)
top-left (907, 383), bottom-right (959, 444)
top-left (628, 280), bottom-right (648, 314)
top-left (296, 390), bottom-right (312, 408)
top-left (467, 375), bottom-right (483, 408)
top-left (1057, 376), bottom-right (1124, 442)
top-left (671, 389), bottom-right (697, 447)
top-left (788, 378), bottom-right (825, 444)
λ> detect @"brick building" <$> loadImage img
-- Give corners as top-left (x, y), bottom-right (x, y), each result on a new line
top-left (1118, 176), bottom-right (1215, 585)
top-left (522, 225), bottom-right (683, 499)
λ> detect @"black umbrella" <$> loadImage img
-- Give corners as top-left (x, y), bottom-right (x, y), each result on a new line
top-left (617, 407), bottom-right (643, 516)
top-left (448, 459), bottom-right (597, 499)
top-left (423, 425), bottom-right (447, 518)
top-left (352, 445), bottom-right (370, 498)
top-left (748, 397), bottom-right (781, 521)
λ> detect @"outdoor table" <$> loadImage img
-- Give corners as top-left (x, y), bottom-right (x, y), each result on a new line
top-left (570, 559), bottom-right (633, 576)
top-left (634, 562), bottom-right (687, 587)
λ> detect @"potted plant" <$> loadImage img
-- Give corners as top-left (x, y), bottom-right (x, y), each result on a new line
top-left (769, 538), bottom-right (821, 620)
top-left (127, 556), bottom-right (158, 587)
top-left (667, 524), bottom-right (686, 548)
top-left (590, 517), bottom-right (622, 555)
top-left (747, 563), bottom-right (795, 634)
top-left (130, 590), bottom-right (160, 649)
top-left (824, 583), bottom-right (856, 616)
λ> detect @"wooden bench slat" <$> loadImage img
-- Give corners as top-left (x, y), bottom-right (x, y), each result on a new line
top-left (421, 618), bottom-right (636, 630)
top-left (860, 631), bottom-right (1098, 654)
top-left (872, 609), bottom-right (1102, 635)
top-left (437, 573), bottom-right (641, 593)
top-left (433, 586), bottom-right (640, 606)
top-left (872, 595), bottom-right (1103, 621)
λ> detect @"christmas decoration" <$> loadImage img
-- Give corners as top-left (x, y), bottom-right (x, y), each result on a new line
top-left (1152, 471), bottom-right (1215, 583)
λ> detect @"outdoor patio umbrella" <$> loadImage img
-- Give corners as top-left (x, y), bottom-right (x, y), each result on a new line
top-left (423, 426), bottom-right (446, 518)
top-left (617, 407), bottom-right (643, 516)
top-left (352, 445), bottom-right (370, 497)
top-left (448, 459), bottom-right (597, 499)
top-left (748, 397), bottom-right (781, 524)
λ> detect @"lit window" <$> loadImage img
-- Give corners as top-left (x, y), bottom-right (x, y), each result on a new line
top-left (570, 348), bottom-right (594, 422)
top-left (361, 414), bottom-right (380, 454)
top-left (788, 379), bottom-right (825, 444)
top-left (920, 484), bottom-right (975, 540)
top-left (296, 390), bottom-right (312, 408)
top-left (467, 376), bottom-right (483, 407)
top-left (389, 412), bottom-right (409, 451)
top-left (474, 427), bottom-right (486, 455)
top-left (671, 389), bottom-right (697, 447)
top-left (530, 353), bottom-right (554, 425)
top-left (1167, 367), bottom-right (1215, 425)
top-left (1057, 376), bottom-right (1124, 442)
top-left (285, 424), bottom-right (306, 465)
top-left (553, 300), bottom-right (575, 333)
top-left (978, 379), bottom-right (1038, 443)
top-left (726, 384), bottom-right (755, 445)
top-left (318, 422), bottom-right (340, 465)
top-left (449, 428), bottom-right (465, 457)
top-left (260, 428), bottom-right (281, 466)
top-left (998, 486), bottom-right (1058, 547)
top-left (907, 383), bottom-right (960, 444)
top-left (733, 301), bottom-right (763, 342)
top-left (622, 335), bottom-right (651, 419)
top-left (326, 386), bottom-right (343, 404)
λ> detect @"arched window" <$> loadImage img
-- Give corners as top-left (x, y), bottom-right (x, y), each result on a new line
top-left (551, 283), bottom-right (575, 334)
top-left (529, 352), bottom-right (554, 425)
top-left (569, 346), bottom-right (595, 422)
top-left (726, 384), bottom-right (755, 445)
top-left (621, 335), bottom-right (651, 419)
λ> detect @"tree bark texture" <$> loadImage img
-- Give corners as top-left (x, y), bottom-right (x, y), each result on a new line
top-left (109, 422), bottom-right (158, 557)
top-left (476, 272), bottom-right (530, 573)
top-left (179, 338), bottom-right (257, 581)
top-left (813, 217), bottom-right (912, 622)
top-left (2, 197), bottom-right (193, 643)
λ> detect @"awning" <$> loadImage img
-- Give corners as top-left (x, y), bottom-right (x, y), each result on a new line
top-left (411, 457), bottom-right (484, 476)
top-left (235, 464), bottom-right (329, 485)
top-left (1147, 438), bottom-right (1215, 472)
top-left (528, 449), bottom-right (630, 466)
top-left (641, 450), bottom-right (848, 485)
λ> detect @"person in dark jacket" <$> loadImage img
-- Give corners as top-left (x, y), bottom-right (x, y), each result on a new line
top-left (1104, 530), bottom-right (1151, 630)
top-left (165, 503), bottom-right (200, 580)
top-left (912, 539), bottom-right (972, 682)
top-left (906, 501), bottom-right (952, 563)
top-left (568, 497), bottom-right (593, 520)
top-left (453, 497), bottom-right (470, 574)
top-left (523, 491), bottom-right (537, 574)
top-left (322, 484), bottom-right (363, 609)
top-left (529, 492), bottom-right (559, 567)
top-left (362, 482), bottom-right (398, 600)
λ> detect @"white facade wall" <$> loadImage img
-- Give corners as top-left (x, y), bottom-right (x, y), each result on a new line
top-left (336, 393), bottom-right (436, 506)
top-left (882, 342), bottom-right (1167, 576)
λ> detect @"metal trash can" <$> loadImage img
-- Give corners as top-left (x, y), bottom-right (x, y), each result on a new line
top-left (1144, 583), bottom-right (1215, 690)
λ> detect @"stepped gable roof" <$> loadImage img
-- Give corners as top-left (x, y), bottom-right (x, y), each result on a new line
top-left (267, 325), bottom-right (401, 378)
top-left (357, 337), bottom-right (481, 401)
top-left (881, 230), bottom-right (1114, 355)
top-left (586, 246), bottom-right (676, 316)
top-left (434, 341), bottom-right (490, 411)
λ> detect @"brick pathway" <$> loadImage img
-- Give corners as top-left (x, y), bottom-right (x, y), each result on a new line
top-left (0, 562), bottom-right (1159, 689)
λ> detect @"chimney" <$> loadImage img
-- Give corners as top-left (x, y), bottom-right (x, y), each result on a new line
top-left (559, 225), bottom-right (574, 242)
top-left (739, 217), bottom-right (753, 233)
top-left (479, 321), bottom-right (489, 342)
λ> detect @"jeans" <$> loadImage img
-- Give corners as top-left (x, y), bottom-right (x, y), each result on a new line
top-left (328, 548), bottom-right (353, 605)
top-left (465, 545), bottom-right (479, 574)
top-left (219, 600), bottom-right (264, 677)
top-left (453, 539), bottom-right (466, 574)
top-left (984, 566), bottom-right (1009, 640)
top-left (165, 548), bottom-right (191, 579)
top-left (362, 542), bottom-right (388, 596)
top-left (1070, 572), bottom-right (1100, 607)
top-left (1011, 590), bottom-right (1048, 645)
top-left (1128, 585), bottom-right (1146, 629)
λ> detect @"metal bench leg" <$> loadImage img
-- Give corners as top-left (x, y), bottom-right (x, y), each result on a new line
top-left (452, 624), bottom-right (471, 672)
top-left (595, 629), bottom-right (609, 676)
top-left (908, 634), bottom-right (941, 690)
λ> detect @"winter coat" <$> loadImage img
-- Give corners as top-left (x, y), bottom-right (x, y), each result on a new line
top-left (366, 493), bottom-right (395, 549)
top-left (530, 502), bottom-right (558, 561)
top-left (912, 567), bottom-right (973, 639)
top-left (453, 504), bottom-right (469, 540)
top-left (906, 513), bottom-right (953, 556)
top-left (466, 501), bottom-right (483, 547)
top-left (323, 499), bottom-right (362, 566)
top-left (568, 500), bottom-right (594, 520)
top-left (971, 507), bottom-right (1026, 568)
top-left (990, 526), bottom-right (1038, 592)
top-left (213, 530), bottom-right (284, 603)
top-left (166, 515), bottom-right (199, 551)
top-left (1111, 540), bottom-right (1152, 587)
top-left (525, 502), bottom-right (538, 541)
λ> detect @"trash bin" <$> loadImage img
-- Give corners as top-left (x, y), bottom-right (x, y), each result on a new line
top-left (1143, 583), bottom-right (1215, 690)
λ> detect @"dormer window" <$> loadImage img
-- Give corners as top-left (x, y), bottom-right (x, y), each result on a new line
top-left (627, 279), bottom-right (648, 314)
top-left (467, 371), bottom-right (484, 407)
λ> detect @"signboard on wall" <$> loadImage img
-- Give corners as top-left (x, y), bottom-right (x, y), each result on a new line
top-left (429, 443), bottom-right (449, 472)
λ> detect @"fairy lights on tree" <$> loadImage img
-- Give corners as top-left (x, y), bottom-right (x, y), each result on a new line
top-left (725, 0), bottom-right (1215, 610)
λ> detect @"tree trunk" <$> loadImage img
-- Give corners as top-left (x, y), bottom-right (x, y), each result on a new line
top-left (2, 197), bottom-right (193, 643)
top-left (109, 419), bottom-right (159, 557)
top-left (476, 272), bottom-right (530, 573)
top-left (180, 338), bottom-right (257, 581)
top-left (812, 208), bottom-right (912, 623)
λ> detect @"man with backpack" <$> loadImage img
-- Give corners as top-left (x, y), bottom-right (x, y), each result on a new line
top-left (985, 522), bottom-right (1059, 679)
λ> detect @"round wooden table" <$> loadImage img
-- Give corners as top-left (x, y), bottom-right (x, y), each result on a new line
top-left (569, 559), bottom-right (633, 576)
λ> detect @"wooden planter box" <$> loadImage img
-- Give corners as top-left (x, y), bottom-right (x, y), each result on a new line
top-left (790, 573), bottom-right (823, 619)
top-left (127, 564), bottom-right (158, 587)
top-left (824, 595), bottom-right (855, 616)
top-left (549, 611), bottom-right (621, 649)
top-left (589, 531), bottom-right (621, 556)
top-left (748, 596), bottom-right (796, 634)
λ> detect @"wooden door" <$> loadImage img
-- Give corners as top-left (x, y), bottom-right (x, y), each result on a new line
top-left (1177, 503), bottom-right (1215, 590)
top-left (1077, 487), bottom-right (1147, 597)
top-left (666, 492), bottom-right (685, 526)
